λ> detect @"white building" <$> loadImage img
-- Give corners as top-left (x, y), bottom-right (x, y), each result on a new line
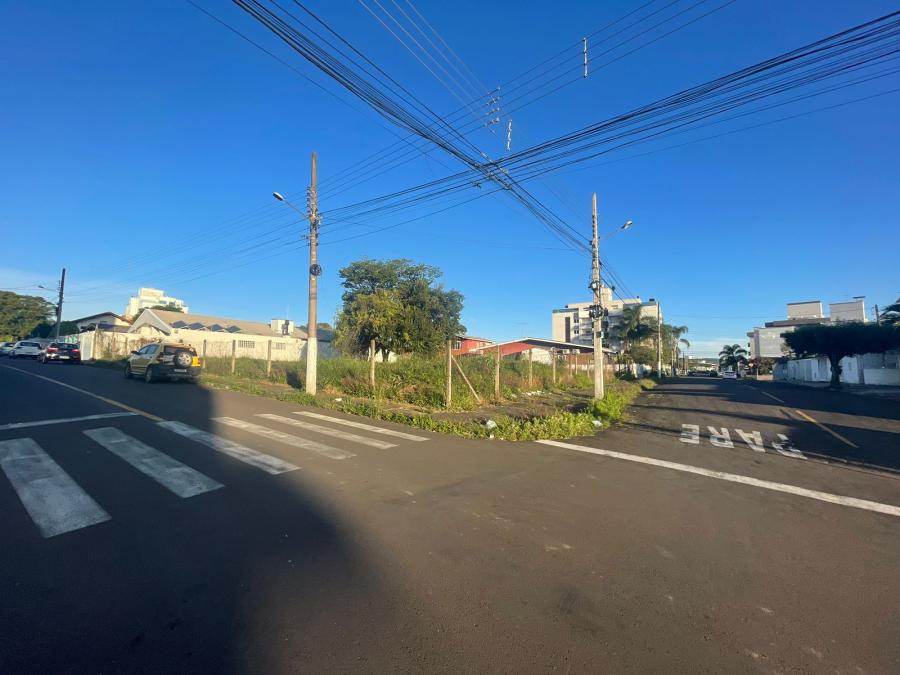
top-left (125, 287), bottom-right (189, 319)
top-left (747, 297), bottom-right (867, 358)
top-left (551, 287), bottom-right (661, 352)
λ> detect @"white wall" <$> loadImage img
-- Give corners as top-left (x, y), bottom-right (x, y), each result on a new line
top-left (777, 352), bottom-right (899, 386)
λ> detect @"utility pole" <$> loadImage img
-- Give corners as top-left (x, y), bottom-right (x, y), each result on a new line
top-left (875, 304), bottom-right (881, 325)
top-left (656, 301), bottom-right (662, 377)
top-left (54, 268), bottom-right (66, 341)
top-left (306, 152), bottom-right (320, 396)
top-left (590, 193), bottom-right (604, 400)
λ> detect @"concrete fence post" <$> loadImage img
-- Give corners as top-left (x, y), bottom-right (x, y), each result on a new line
top-left (266, 340), bottom-right (272, 377)
top-left (369, 338), bottom-right (376, 392)
top-left (551, 348), bottom-right (556, 384)
top-left (494, 345), bottom-right (501, 399)
top-left (231, 340), bottom-right (236, 374)
top-left (202, 340), bottom-right (207, 370)
top-left (446, 339), bottom-right (452, 408)
top-left (528, 349), bottom-right (534, 389)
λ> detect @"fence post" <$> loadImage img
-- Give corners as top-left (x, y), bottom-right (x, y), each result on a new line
top-left (551, 348), bottom-right (556, 384)
top-left (570, 353), bottom-right (575, 379)
top-left (528, 349), bottom-right (534, 388)
top-left (231, 339), bottom-right (236, 374)
top-left (266, 340), bottom-right (272, 377)
top-left (446, 339), bottom-right (452, 408)
top-left (202, 340), bottom-right (207, 370)
top-left (494, 345), bottom-right (501, 399)
top-left (369, 338), bottom-right (376, 392)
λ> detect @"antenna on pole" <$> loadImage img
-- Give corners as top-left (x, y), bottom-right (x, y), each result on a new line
top-left (583, 37), bottom-right (588, 78)
top-left (506, 119), bottom-right (512, 152)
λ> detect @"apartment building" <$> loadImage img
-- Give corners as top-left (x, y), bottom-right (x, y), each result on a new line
top-left (747, 297), bottom-right (867, 358)
top-left (125, 287), bottom-right (189, 318)
top-left (551, 287), bottom-right (661, 353)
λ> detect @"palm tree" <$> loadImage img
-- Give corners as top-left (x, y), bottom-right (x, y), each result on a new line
top-left (718, 344), bottom-right (748, 373)
top-left (663, 324), bottom-right (690, 372)
top-left (613, 306), bottom-right (653, 364)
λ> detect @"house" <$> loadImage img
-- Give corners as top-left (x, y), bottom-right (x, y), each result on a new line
top-left (128, 309), bottom-right (314, 361)
top-left (747, 298), bottom-right (867, 358)
top-left (452, 334), bottom-right (494, 356)
top-left (71, 312), bottom-right (132, 333)
top-left (467, 336), bottom-right (610, 369)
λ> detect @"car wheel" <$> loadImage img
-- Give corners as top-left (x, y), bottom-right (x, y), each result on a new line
top-left (144, 366), bottom-right (155, 383)
top-left (124, 364), bottom-right (133, 379)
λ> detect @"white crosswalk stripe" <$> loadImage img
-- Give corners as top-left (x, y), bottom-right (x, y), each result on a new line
top-left (157, 421), bottom-right (299, 474)
top-left (257, 414), bottom-right (396, 449)
top-left (84, 427), bottom-right (224, 498)
top-left (213, 417), bottom-right (356, 460)
top-left (0, 437), bottom-right (111, 538)
top-left (294, 411), bottom-right (429, 442)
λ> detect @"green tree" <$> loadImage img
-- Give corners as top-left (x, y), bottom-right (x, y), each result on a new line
top-left (881, 298), bottom-right (900, 326)
top-left (783, 322), bottom-right (900, 388)
top-left (661, 323), bottom-right (690, 371)
top-left (718, 344), bottom-right (748, 373)
top-left (0, 291), bottom-right (55, 341)
top-left (149, 303), bottom-right (184, 312)
top-left (334, 259), bottom-right (465, 359)
top-left (613, 305), bottom-right (654, 364)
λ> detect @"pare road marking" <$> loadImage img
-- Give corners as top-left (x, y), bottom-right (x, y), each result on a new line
top-left (681, 424), bottom-right (805, 458)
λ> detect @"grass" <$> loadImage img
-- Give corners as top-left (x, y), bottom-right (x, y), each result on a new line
top-left (84, 354), bottom-right (653, 441)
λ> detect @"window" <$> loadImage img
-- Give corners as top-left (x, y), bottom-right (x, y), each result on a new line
top-left (238, 340), bottom-right (255, 349)
top-left (453, 340), bottom-right (461, 350)
top-left (273, 342), bottom-right (286, 351)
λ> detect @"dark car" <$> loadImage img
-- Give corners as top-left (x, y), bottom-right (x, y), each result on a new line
top-left (40, 342), bottom-right (82, 364)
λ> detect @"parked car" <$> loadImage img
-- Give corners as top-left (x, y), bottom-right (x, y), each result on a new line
top-left (8, 340), bottom-right (44, 359)
top-left (721, 370), bottom-right (738, 379)
top-left (40, 342), bottom-right (82, 364)
top-left (124, 341), bottom-right (201, 383)
top-left (0, 341), bottom-right (16, 357)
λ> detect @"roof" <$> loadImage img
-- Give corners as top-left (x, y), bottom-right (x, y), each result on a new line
top-left (139, 309), bottom-right (312, 339)
top-left (456, 334), bottom-right (493, 342)
top-left (765, 317), bottom-right (830, 328)
top-left (72, 311), bottom-right (131, 324)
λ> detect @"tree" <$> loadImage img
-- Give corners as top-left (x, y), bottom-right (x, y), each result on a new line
top-left (661, 323), bottom-right (690, 371)
top-left (784, 322), bottom-right (900, 388)
top-left (718, 344), bottom-right (748, 373)
top-left (334, 259), bottom-right (465, 359)
top-left (150, 303), bottom-right (184, 313)
top-left (0, 291), bottom-right (55, 341)
top-left (881, 298), bottom-right (900, 326)
top-left (613, 305), bottom-right (654, 364)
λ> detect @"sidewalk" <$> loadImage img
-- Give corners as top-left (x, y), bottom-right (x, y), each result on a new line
top-left (772, 378), bottom-right (900, 402)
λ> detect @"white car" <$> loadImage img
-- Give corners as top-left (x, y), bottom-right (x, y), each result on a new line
top-left (9, 340), bottom-right (44, 359)
top-left (721, 370), bottom-right (738, 379)
top-left (0, 341), bottom-right (15, 357)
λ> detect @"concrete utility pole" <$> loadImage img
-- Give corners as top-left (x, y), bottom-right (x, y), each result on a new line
top-left (53, 268), bottom-right (66, 341)
top-left (656, 301), bottom-right (662, 376)
top-left (306, 152), bottom-right (320, 395)
top-left (590, 193), bottom-right (604, 400)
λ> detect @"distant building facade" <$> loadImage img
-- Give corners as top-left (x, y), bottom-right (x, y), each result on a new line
top-left (747, 297), bottom-right (867, 358)
top-left (126, 287), bottom-right (189, 318)
top-left (551, 287), bottom-right (661, 353)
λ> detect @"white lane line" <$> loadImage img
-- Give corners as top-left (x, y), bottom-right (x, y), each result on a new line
top-left (735, 429), bottom-right (766, 453)
top-left (257, 414), bottom-right (396, 450)
top-left (536, 439), bottom-right (900, 518)
top-left (707, 426), bottom-right (734, 449)
top-left (680, 424), bottom-right (700, 445)
top-left (0, 438), bottom-right (111, 537)
top-left (294, 411), bottom-right (429, 442)
top-left (759, 390), bottom-right (786, 404)
top-left (157, 421), bottom-right (299, 474)
top-left (0, 364), bottom-right (162, 421)
top-left (0, 412), bottom-right (137, 432)
top-left (214, 417), bottom-right (355, 460)
top-left (793, 409), bottom-right (859, 449)
top-left (84, 427), bottom-right (223, 498)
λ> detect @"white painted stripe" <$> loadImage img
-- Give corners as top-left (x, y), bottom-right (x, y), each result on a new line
top-left (257, 414), bottom-right (396, 449)
top-left (707, 426), bottom-right (734, 449)
top-left (0, 412), bottom-right (137, 431)
top-left (536, 439), bottom-right (900, 518)
top-left (0, 438), bottom-right (111, 537)
top-left (759, 390), bottom-right (785, 404)
top-left (735, 429), bottom-right (765, 453)
top-left (680, 424), bottom-right (700, 445)
top-left (84, 427), bottom-right (223, 498)
top-left (157, 421), bottom-right (299, 475)
top-left (213, 417), bottom-right (355, 460)
top-left (294, 411), bottom-right (429, 442)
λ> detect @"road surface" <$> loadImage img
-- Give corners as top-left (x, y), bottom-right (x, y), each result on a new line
top-left (1, 360), bottom-right (898, 673)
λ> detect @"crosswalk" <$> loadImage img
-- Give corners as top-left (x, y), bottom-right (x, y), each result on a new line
top-left (0, 410), bottom-right (429, 539)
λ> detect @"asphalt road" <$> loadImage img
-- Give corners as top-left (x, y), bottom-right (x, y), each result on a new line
top-left (1, 359), bottom-right (898, 674)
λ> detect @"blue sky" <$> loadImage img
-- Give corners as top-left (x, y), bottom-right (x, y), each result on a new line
top-left (1, 0), bottom-right (897, 356)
